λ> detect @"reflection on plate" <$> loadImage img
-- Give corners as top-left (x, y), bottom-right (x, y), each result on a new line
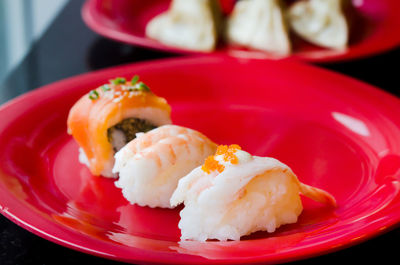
top-left (82, 0), bottom-right (400, 62)
top-left (1, 56), bottom-right (400, 264)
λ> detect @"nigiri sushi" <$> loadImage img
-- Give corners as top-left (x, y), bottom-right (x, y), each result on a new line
top-left (226, 0), bottom-right (291, 54)
top-left (145, 0), bottom-right (223, 52)
top-left (113, 125), bottom-right (217, 208)
top-left (171, 145), bottom-right (336, 241)
top-left (67, 76), bottom-right (171, 178)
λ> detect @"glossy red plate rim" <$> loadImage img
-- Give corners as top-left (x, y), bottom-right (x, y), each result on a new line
top-left (1, 56), bottom-right (400, 264)
top-left (81, 0), bottom-right (400, 63)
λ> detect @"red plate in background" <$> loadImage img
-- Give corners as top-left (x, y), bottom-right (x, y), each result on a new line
top-left (82, 0), bottom-right (400, 62)
top-left (1, 56), bottom-right (400, 264)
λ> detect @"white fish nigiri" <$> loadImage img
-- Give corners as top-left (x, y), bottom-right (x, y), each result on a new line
top-left (113, 125), bottom-right (217, 208)
top-left (171, 145), bottom-right (336, 241)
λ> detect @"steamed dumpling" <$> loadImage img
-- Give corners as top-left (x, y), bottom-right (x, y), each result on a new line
top-left (226, 0), bottom-right (291, 55)
top-left (145, 0), bottom-right (222, 52)
top-left (288, 0), bottom-right (349, 49)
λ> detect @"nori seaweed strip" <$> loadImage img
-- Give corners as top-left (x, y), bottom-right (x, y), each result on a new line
top-left (107, 118), bottom-right (157, 151)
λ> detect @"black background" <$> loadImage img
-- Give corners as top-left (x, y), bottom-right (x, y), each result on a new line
top-left (0, 1), bottom-right (399, 264)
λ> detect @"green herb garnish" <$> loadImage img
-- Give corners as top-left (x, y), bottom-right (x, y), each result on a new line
top-left (89, 90), bottom-right (99, 100)
top-left (101, 84), bottom-right (111, 92)
top-left (131, 75), bottom-right (139, 85)
top-left (137, 82), bottom-right (150, 92)
top-left (111, 77), bottom-right (126, 85)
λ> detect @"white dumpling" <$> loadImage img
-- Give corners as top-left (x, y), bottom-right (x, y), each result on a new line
top-left (226, 0), bottom-right (291, 55)
top-left (145, 0), bottom-right (222, 52)
top-left (288, 0), bottom-right (349, 49)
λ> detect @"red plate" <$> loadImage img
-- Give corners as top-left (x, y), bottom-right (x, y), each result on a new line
top-left (82, 0), bottom-right (400, 62)
top-left (1, 56), bottom-right (400, 264)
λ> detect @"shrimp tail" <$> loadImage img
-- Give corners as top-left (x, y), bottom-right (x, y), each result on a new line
top-left (299, 182), bottom-right (337, 208)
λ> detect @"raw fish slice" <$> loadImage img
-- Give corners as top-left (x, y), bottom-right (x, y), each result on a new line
top-left (67, 77), bottom-right (171, 177)
top-left (171, 145), bottom-right (336, 241)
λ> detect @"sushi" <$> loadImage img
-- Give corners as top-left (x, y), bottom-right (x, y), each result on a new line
top-left (171, 145), bottom-right (336, 241)
top-left (113, 125), bottom-right (217, 208)
top-left (67, 76), bottom-right (171, 178)
top-left (145, 0), bottom-right (223, 52)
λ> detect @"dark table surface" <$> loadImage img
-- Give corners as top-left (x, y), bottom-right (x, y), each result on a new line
top-left (0, 1), bottom-right (399, 264)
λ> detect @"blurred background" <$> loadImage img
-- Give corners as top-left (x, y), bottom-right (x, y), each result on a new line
top-left (0, 0), bottom-right (68, 84)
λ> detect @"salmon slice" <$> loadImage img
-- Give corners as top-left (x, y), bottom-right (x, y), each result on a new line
top-left (67, 77), bottom-right (171, 177)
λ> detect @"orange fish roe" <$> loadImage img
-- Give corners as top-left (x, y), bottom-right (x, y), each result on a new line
top-left (215, 145), bottom-right (228, 155)
top-left (229, 144), bottom-right (241, 151)
top-left (216, 144), bottom-right (242, 164)
top-left (223, 144), bottom-right (241, 164)
top-left (201, 144), bottom-right (242, 174)
top-left (202, 156), bottom-right (225, 174)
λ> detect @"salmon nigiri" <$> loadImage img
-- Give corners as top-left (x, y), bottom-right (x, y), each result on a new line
top-left (113, 125), bottom-right (217, 208)
top-left (171, 145), bottom-right (336, 241)
top-left (67, 76), bottom-right (171, 178)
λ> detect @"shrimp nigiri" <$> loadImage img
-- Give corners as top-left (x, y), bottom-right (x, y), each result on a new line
top-left (113, 125), bottom-right (217, 208)
top-left (171, 145), bottom-right (336, 241)
top-left (67, 76), bottom-right (171, 178)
